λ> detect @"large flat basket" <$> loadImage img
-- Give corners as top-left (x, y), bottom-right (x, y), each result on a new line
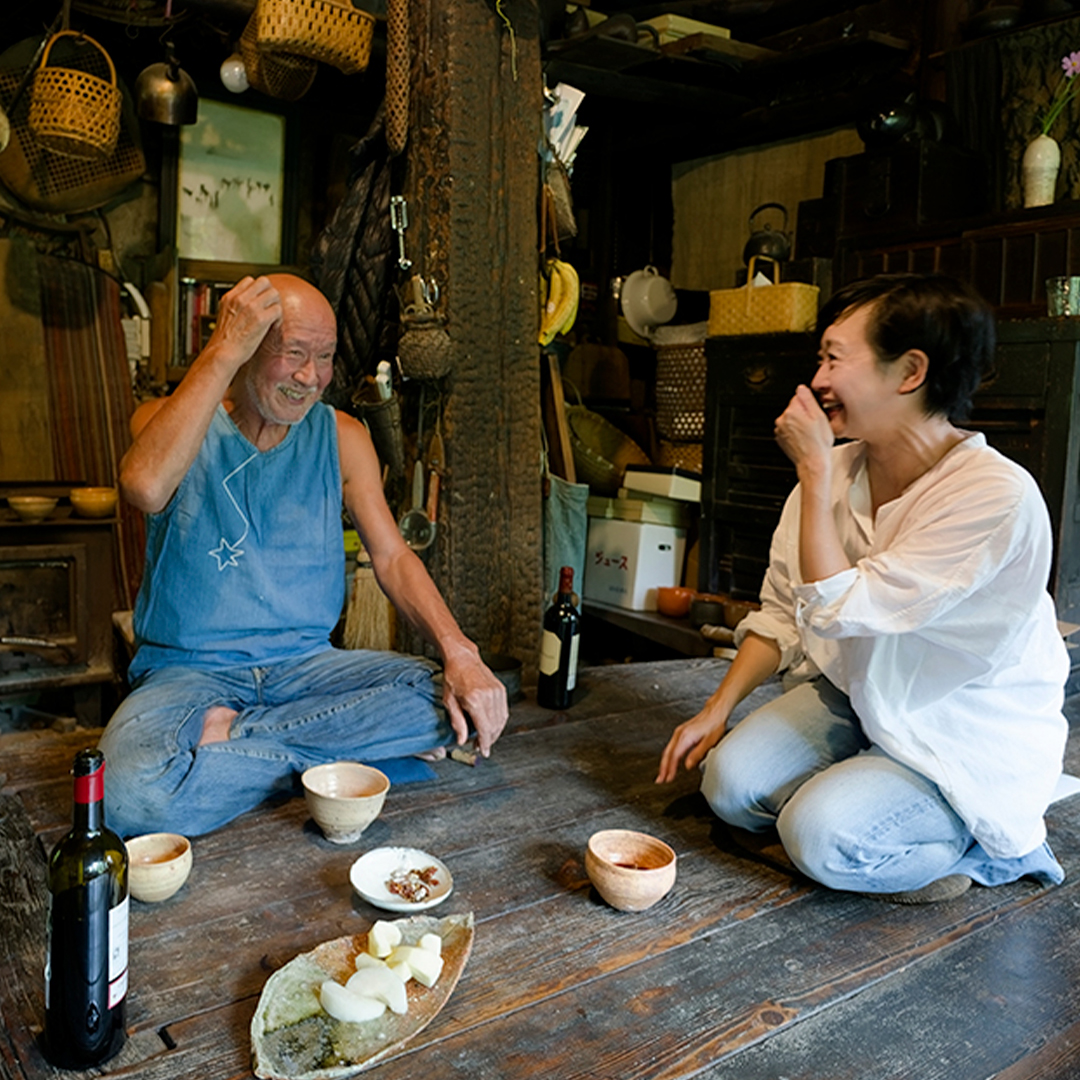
top-left (708, 257), bottom-right (819, 337)
top-left (255, 0), bottom-right (376, 76)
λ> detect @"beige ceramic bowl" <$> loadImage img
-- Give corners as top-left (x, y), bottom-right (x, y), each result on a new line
top-left (126, 832), bottom-right (193, 903)
top-left (302, 762), bottom-right (390, 844)
top-left (7, 495), bottom-right (58, 522)
top-left (70, 486), bottom-right (119, 518)
top-left (585, 829), bottom-right (677, 912)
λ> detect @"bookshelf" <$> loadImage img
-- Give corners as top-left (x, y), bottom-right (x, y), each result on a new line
top-left (166, 259), bottom-right (303, 384)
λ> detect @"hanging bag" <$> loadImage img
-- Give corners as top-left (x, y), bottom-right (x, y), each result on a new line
top-left (28, 31), bottom-right (122, 161)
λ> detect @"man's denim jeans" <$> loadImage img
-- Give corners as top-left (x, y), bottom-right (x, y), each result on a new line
top-left (701, 677), bottom-right (1064, 893)
top-left (99, 648), bottom-right (451, 838)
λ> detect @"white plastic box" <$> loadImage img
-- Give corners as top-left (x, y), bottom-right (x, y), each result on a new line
top-left (583, 518), bottom-right (686, 611)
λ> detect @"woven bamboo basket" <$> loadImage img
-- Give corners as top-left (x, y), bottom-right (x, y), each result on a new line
top-left (255, 0), bottom-right (376, 76)
top-left (708, 257), bottom-right (819, 337)
top-left (240, 13), bottom-right (317, 100)
top-left (28, 31), bottom-right (122, 161)
top-left (655, 340), bottom-right (706, 441)
top-left (564, 385), bottom-right (650, 495)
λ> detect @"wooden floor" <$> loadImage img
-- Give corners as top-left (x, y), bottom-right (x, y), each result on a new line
top-left (3, 657), bottom-right (1080, 1080)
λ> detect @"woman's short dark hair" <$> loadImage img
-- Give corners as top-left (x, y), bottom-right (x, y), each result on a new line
top-left (816, 273), bottom-right (995, 421)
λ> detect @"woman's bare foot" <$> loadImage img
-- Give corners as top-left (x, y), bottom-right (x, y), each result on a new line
top-left (198, 705), bottom-right (238, 746)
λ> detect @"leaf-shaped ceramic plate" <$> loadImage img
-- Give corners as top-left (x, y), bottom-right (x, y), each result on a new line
top-left (251, 912), bottom-right (474, 1079)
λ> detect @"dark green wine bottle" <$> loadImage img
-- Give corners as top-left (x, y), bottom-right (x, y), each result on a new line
top-left (537, 566), bottom-right (581, 709)
top-left (44, 749), bottom-right (129, 1069)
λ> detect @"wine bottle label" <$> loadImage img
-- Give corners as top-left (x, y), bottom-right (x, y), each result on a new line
top-left (108, 896), bottom-right (129, 1008)
top-left (539, 629), bottom-right (561, 676)
top-left (567, 631), bottom-right (580, 690)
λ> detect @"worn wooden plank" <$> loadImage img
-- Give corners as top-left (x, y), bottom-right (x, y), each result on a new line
top-left (3, 665), bottom-right (1079, 1080)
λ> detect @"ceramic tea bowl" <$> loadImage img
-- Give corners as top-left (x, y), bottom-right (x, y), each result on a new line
top-left (126, 832), bottom-right (193, 903)
top-left (585, 828), bottom-right (677, 912)
top-left (302, 762), bottom-right (390, 844)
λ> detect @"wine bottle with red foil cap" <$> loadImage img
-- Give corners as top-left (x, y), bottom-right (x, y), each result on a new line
top-left (44, 749), bottom-right (129, 1069)
top-left (537, 565), bottom-right (581, 710)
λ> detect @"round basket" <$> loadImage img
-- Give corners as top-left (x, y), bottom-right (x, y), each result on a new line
top-left (28, 31), bottom-right (121, 161)
top-left (240, 13), bottom-right (317, 101)
top-left (565, 402), bottom-right (650, 495)
top-left (255, 0), bottom-right (376, 76)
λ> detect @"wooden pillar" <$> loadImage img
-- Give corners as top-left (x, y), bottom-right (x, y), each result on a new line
top-left (404, 0), bottom-right (543, 671)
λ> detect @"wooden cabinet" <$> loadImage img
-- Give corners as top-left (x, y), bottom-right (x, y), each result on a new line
top-left (700, 321), bottom-right (1080, 624)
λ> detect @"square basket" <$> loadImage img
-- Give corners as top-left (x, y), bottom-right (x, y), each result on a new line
top-left (708, 257), bottom-right (819, 337)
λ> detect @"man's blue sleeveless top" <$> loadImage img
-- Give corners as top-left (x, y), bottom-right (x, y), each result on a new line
top-left (129, 403), bottom-right (345, 679)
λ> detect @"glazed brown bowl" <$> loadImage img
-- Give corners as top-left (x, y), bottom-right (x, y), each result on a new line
top-left (70, 486), bottom-right (119, 518)
top-left (657, 586), bottom-right (695, 618)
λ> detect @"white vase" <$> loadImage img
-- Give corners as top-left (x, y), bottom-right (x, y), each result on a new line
top-left (1022, 134), bottom-right (1061, 208)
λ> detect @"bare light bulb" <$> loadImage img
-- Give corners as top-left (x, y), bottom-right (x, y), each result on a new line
top-left (219, 53), bottom-right (249, 93)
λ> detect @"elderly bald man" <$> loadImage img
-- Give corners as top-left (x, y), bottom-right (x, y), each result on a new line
top-left (100, 274), bottom-right (507, 837)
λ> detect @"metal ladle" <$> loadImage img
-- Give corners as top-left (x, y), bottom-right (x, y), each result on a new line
top-left (398, 386), bottom-right (435, 550)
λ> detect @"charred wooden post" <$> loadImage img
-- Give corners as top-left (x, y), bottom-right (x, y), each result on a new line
top-left (401, 0), bottom-right (543, 673)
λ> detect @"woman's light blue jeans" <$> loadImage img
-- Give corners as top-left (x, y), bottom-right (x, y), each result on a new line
top-left (98, 648), bottom-right (452, 839)
top-left (700, 677), bottom-right (1063, 894)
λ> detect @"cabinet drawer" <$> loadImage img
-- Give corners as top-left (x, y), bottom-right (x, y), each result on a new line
top-left (978, 342), bottom-right (1049, 402)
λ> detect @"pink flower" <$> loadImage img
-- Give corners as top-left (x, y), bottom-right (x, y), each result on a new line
top-left (1061, 51), bottom-right (1080, 77)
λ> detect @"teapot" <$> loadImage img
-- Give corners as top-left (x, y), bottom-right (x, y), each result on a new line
top-left (742, 202), bottom-right (791, 265)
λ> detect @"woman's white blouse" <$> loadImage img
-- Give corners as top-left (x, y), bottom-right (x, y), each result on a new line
top-left (735, 432), bottom-right (1069, 859)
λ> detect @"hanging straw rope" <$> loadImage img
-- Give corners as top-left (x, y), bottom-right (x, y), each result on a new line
top-left (385, 0), bottom-right (409, 156)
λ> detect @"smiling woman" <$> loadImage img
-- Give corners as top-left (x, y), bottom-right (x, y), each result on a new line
top-left (659, 273), bottom-right (1071, 905)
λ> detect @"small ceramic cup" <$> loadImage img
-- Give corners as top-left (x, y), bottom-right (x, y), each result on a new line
top-left (126, 832), bottom-right (193, 903)
top-left (301, 762), bottom-right (390, 844)
top-left (585, 829), bottom-right (677, 912)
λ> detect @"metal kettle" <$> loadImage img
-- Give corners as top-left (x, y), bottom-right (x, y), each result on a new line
top-left (742, 202), bottom-right (791, 265)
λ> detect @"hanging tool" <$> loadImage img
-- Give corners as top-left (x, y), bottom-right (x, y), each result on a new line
top-left (390, 195), bottom-right (412, 273)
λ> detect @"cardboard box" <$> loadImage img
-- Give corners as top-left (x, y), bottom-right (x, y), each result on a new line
top-left (642, 14), bottom-right (731, 43)
top-left (584, 518), bottom-right (686, 611)
top-left (623, 465), bottom-right (701, 503)
top-left (587, 494), bottom-right (691, 527)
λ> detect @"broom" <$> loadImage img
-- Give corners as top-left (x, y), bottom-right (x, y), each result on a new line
top-left (343, 548), bottom-right (397, 652)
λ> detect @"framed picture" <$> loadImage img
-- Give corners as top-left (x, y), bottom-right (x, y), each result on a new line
top-left (177, 99), bottom-right (287, 263)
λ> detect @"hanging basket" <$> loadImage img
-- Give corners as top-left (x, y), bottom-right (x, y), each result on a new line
top-left (255, 0), bottom-right (376, 76)
top-left (240, 13), bottom-right (317, 101)
top-left (28, 31), bottom-right (122, 161)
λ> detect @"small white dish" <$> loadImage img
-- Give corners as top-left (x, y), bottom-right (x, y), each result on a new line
top-left (349, 846), bottom-right (453, 912)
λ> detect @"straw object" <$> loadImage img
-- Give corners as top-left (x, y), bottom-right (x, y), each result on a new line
top-left (255, 0), bottom-right (376, 76)
top-left (564, 390), bottom-right (650, 495)
top-left (240, 13), bottom-right (317, 101)
top-left (708, 256), bottom-right (819, 337)
top-left (28, 31), bottom-right (122, 161)
top-left (343, 562), bottom-right (397, 652)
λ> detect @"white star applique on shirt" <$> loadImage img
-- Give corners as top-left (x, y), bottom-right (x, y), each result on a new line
top-left (209, 536), bottom-right (245, 570)
top-left (208, 450), bottom-right (258, 571)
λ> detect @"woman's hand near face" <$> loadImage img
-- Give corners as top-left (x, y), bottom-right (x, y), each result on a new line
top-left (774, 384), bottom-right (834, 477)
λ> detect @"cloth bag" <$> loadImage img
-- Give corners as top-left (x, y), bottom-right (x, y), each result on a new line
top-left (543, 447), bottom-right (589, 605)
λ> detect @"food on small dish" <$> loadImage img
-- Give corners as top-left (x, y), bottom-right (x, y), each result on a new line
top-left (349, 847), bottom-right (453, 912)
top-left (386, 864), bottom-right (440, 903)
top-left (250, 912), bottom-right (473, 1080)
